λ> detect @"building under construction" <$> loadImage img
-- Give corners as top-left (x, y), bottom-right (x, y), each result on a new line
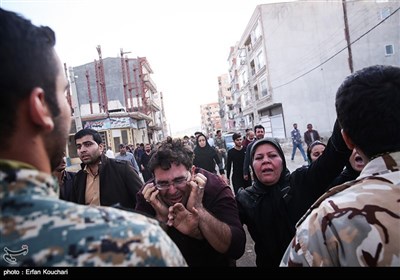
top-left (66, 46), bottom-right (167, 160)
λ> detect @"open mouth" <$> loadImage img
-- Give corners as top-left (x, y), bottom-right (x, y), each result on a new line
top-left (261, 168), bottom-right (273, 174)
top-left (168, 194), bottom-right (183, 204)
top-left (355, 155), bottom-right (364, 164)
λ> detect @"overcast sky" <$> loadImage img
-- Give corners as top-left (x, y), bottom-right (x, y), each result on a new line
top-left (1, 0), bottom-right (293, 135)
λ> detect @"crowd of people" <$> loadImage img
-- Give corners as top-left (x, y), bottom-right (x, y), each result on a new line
top-left (1, 7), bottom-right (399, 268)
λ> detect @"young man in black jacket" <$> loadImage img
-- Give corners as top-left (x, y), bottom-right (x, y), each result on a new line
top-left (70, 128), bottom-right (143, 209)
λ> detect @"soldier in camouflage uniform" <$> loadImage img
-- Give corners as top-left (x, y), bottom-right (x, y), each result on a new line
top-left (0, 8), bottom-right (186, 267)
top-left (281, 65), bottom-right (400, 267)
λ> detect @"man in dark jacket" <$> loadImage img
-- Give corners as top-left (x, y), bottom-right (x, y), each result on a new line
top-left (52, 153), bottom-right (75, 201)
top-left (304, 123), bottom-right (321, 147)
top-left (243, 125), bottom-right (265, 183)
top-left (70, 128), bottom-right (143, 209)
top-left (136, 138), bottom-right (245, 266)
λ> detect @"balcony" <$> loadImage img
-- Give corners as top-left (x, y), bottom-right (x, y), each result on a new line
top-left (147, 120), bottom-right (163, 131)
top-left (140, 58), bottom-right (153, 74)
top-left (146, 98), bottom-right (161, 111)
top-left (143, 73), bottom-right (157, 93)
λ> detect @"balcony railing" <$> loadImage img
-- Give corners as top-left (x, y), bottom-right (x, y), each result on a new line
top-left (143, 73), bottom-right (157, 92)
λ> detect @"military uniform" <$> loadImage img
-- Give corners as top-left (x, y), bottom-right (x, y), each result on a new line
top-left (0, 159), bottom-right (187, 267)
top-left (280, 152), bottom-right (400, 267)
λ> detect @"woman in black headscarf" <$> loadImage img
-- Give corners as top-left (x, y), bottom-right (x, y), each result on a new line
top-left (193, 133), bottom-right (225, 176)
top-left (235, 121), bottom-right (351, 267)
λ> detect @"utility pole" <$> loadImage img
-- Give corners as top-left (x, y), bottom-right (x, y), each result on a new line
top-left (342, 0), bottom-right (354, 73)
top-left (96, 45), bottom-right (108, 114)
top-left (120, 48), bottom-right (132, 112)
top-left (85, 69), bottom-right (93, 114)
top-left (63, 63), bottom-right (72, 112)
top-left (69, 67), bottom-right (83, 131)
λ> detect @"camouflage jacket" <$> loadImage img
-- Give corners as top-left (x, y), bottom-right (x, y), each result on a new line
top-left (0, 159), bottom-right (187, 267)
top-left (280, 152), bottom-right (400, 267)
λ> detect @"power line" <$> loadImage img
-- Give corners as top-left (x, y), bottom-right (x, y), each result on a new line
top-left (273, 5), bottom-right (400, 90)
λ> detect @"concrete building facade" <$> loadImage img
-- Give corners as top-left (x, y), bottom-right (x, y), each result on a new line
top-left (200, 102), bottom-right (222, 137)
top-left (67, 51), bottom-right (166, 161)
top-left (228, 0), bottom-right (399, 140)
top-left (217, 73), bottom-right (234, 132)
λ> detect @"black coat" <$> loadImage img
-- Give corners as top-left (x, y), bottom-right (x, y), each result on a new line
top-left (70, 155), bottom-right (143, 210)
top-left (236, 120), bottom-right (351, 267)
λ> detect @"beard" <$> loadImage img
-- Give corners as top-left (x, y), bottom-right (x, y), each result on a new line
top-left (46, 114), bottom-right (71, 171)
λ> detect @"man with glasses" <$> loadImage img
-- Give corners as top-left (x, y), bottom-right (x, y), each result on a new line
top-left (135, 138), bottom-right (246, 266)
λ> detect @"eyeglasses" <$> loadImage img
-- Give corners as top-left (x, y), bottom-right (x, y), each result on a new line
top-left (155, 172), bottom-right (190, 191)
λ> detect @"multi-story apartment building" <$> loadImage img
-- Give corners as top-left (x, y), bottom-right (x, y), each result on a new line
top-left (200, 102), bottom-right (222, 137)
top-left (67, 48), bottom-right (166, 160)
top-left (217, 74), bottom-right (234, 132)
top-left (228, 0), bottom-right (399, 139)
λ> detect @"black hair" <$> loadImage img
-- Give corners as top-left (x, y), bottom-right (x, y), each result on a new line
top-left (0, 8), bottom-right (59, 147)
top-left (307, 140), bottom-right (326, 162)
top-left (74, 128), bottom-right (103, 144)
top-left (336, 65), bottom-right (400, 158)
top-left (254, 124), bottom-right (265, 131)
top-left (148, 138), bottom-right (194, 173)
top-left (232, 132), bottom-right (241, 141)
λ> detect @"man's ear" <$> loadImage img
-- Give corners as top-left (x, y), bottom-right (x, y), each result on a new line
top-left (341, 129), bottom-right (355, 150)
top-left (99, 143), bottom-right (105, 153)
top-left (29, 87), bottom-right (54, 131)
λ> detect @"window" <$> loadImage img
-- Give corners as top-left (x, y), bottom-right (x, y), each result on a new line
top-left (244, 91), bottom-right (251, 106)
top-left (260, 79), bottom-right (268, 97)
top-left (385, 44), bottom-right (394, 56)
top-left (250, 60), bottom-right (256, 76)
top-left (240, 94), bottom-right (246, 108)
top-left (121, 129), bottom-right (128, 145)
top-left (241, 70), bottom-right (248, 86)
top-left (253, 84), bottom-right (259, 101)
top-left (254, 21), bottom-right (262, 41)
top-left (256, 51), bottom-right (265, 70)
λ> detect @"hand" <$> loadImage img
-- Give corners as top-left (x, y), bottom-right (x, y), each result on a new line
top-left (186, 173), bottom-right (206, 212)
top-left (167, 203), bottom-right (202, 239)
top-left (142, 182), bottom-right (168, 222)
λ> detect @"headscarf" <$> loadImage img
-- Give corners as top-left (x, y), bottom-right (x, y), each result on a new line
top-left (250, 137), bottom-right (290, 189)
top-left (248, 138), bottom-right (293, 266)
top-left (307, 140), bottom-right (326, 163)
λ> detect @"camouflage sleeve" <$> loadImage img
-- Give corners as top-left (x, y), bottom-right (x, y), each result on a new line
top-left (1, 200), bottom-right (187, 267)
top-left (84, 207), bottom-right (188, 267)
top-left (145, 216), bottom-right (188, 266)
top-left (281, 180), bottom-right (400, 267)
